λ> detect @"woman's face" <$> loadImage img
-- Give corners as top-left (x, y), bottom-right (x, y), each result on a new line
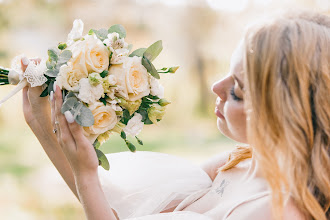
top-left (211, 43), bottom-right (247, 143)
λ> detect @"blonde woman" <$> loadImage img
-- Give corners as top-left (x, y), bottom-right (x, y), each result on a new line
top-left (21, 10), bottom-right (329, 219)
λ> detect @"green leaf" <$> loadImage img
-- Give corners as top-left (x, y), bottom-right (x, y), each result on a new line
top-left (65, 91), bottom-right (76, 100)
top-left (95, 149), bottom-right (110, 170)
top-left (100, 70), bottom-right (109, 78)
top-left (142, 56), bottom-right (160, 79)
top-left (58, 43), bottom-right (67, 50)
top-left (120, 131), bottom-right (126, 140)
top-left (125, 140), bottom-right (136, 152)
top-left (48, 48), bottom-right (59, 62)
top-left (135, 136), bottom-right (143, 145)
top-left (57, 50), bottom-right (72, 65)
top-left (74, 103), bottom-right (94, 127)
top-left (46, 60), bottom-right (56, 69)
top-left (93, 139), bottom-right (101, 149)
top-left (45, 68), bottom-right (59, 77)
top-left (108, 24), bottom-right (126, 39)
top-left (129, 48), bottom-right (146, 58)
top-left (61, 97), bottom-right (79, 114)
top-left (40, 86), bottom-right (49, 97)
top-left (89, 29), bottom-right (108, 41)
top-left (143, 40), bottom-right (162, 62)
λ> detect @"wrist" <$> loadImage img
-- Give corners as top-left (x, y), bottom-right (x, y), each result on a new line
top-left (74, 170), bottom-right (99, 186)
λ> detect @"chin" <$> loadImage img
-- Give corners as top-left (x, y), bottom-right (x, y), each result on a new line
top-left (217, 118), bottom-right (247, 144)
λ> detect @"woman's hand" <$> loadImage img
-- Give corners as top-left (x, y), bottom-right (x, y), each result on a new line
top-left (52, 85), bottom-right (99, 176)
top-left (21, 57), bottom-right (52, 131)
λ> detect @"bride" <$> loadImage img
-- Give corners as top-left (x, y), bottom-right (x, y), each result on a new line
top-left (21, 10), bottom-right (329, 220)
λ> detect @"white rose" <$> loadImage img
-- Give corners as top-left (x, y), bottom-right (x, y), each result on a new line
top-left (149, 76), bottom-right (164, 98)
top-left (56, 63), bottom-right (88, 92)
top-left (123, 113), bottom-right (144, 137)
top-left (67, 19), bottom-right (84, 46)
top-left (78, 78), bottom-right (104, 104)
top-left (83, 102), bottom-right (118, 143)
top-left (109, 56), bottom-right (150, 101)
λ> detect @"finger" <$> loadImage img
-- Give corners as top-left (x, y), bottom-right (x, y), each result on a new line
top-left (22, 86), bottom-right (30, 110)
top-left (64, 111), bottom-right (89, 147)
top-left (21, 56), bottom-right (30, 72)
top-left (54, 85), bottom-right (75, 150)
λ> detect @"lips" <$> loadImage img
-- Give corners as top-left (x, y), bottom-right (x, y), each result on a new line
top-left (215, 107), bottom-right (225, 119)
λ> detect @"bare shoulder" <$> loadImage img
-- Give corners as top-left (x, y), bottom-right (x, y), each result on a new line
top-left (226, 196), bottom-right (305, 220)
top-left (200, 151), bottom-right (231, 181)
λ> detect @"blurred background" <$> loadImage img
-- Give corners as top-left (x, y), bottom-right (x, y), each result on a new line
top-left (0, 0), bottom-right (328, 219)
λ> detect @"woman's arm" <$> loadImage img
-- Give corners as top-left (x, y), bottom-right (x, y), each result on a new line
top-left (21, 58), bottom-right (78, 200)
top-left (52, 85), bottom-right (117, 220)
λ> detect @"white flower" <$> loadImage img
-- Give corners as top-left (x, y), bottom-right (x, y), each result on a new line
top-left (123, 113), bottom-right (144, 137)
top-left (78, 78), bottom-right (104, 104)
top-left (67, 19), bottom-right (84, 46)
top-left (110, 48), bottom-right (130, 64)
top-left (56, 63), bottom-right (88, 92)
top-left (149, 76), bottom-right (164, 98)
top-left (109, 56), bottom-right (150, 101)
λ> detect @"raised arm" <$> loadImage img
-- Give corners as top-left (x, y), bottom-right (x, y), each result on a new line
top-left (52, 84), bottom-right (117, 220)
top-left (21, 57), bottom-right (78, 200)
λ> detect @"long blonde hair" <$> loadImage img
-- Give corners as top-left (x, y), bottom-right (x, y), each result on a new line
top-left (219, 11), bottom-right (330, 220)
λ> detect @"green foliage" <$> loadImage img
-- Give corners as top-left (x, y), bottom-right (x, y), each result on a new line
top-left (129, 48), bottom-right (146, 57)
top-left (95, 149), bottom-right (110, 170)
top-left (143, 40), bottom-right (162, 62)
top-left (61, 96), bottom-right (94, 127)
top-left (125, 140), bottom-right (136, 152)
top-left (89, 28), bottom-right (108, 41)
top-left (100, 70), bottom-right (108, 78)
top-left (120, 131), bottom-right (126, 140)
top-left (58, 43), bottom-right (67, 50)
top-left (142, 56), bottom-right (160, 79)
top-left (108, 24), bottom-right (126, 39)
top-left (135, 136), bottom-right (143, 145)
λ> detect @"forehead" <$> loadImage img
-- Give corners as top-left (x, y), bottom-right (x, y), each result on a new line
top-left (229, 40), bottom-right (244, 81)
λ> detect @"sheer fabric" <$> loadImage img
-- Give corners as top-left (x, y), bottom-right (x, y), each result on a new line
top-left (98, 151), bottom-right (212, 219)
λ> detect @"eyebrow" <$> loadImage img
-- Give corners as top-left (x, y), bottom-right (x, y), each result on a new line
top-left (232, 74), bottom-right (244, 90)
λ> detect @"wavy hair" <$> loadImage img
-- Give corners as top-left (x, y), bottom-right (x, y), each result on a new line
top-left (238, 11), bottom-right (330, 220)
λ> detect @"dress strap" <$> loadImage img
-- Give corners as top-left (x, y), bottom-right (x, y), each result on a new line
top-left (222, 191), bottom-right (272, 219)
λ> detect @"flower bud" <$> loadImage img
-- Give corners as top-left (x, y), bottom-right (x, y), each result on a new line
top-left (158, 98), bottom-right (171, 106)
top-left (97, 131), bottom-right (112, 145)
top-left (58, 43), bottom-right (67, 50)
top-left (147, 103), bottom-right (166, 124)
top-left (110, 121), bottom-right (126, 134)
top-left (118, 98), bottom-right (142, 115)
top-left (168, 66), bottom-right (179, 73)
top-left (88, 72), bottom-right (103, 86)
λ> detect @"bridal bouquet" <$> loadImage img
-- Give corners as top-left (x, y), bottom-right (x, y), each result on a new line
top-left (0, 19), bottom-right (178, 170)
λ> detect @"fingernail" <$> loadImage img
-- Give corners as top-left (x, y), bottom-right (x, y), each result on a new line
top-left (22, 57), bottom-right (30, 65)
top-left (50, 91), bottom-right (54, 101)
top-left (53, 82), bottom-right (57, 92)
top-left (64, 111), bottom-right (74, 123)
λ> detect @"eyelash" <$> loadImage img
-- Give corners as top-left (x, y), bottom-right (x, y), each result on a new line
top-left (230, 87), bottom-right (242, 101)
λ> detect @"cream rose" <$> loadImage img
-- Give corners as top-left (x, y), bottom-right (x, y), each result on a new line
top-left (108, 56), bottom-right (150, 101)
top-left (83, 102), bottom-right (118, 143)
top-left (68, 36), bottom-right (110, 74)
top-left (56, 63), bottom-right (88, 92)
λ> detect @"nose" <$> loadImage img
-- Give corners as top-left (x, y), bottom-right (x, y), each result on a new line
top-left (211, 79), bottom-right (227, 101)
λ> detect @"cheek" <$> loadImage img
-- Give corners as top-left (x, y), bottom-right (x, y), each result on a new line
top-left (224, 101), bottom-right (247, 142)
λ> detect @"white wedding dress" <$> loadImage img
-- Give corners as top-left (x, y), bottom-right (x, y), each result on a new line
top-left (97, 151), bottom-right (213, 220)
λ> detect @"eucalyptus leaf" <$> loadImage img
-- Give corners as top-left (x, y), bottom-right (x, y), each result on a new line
top-left (57, 50), bottom-right (72, 65)
top-left (95, 149), bottom-right (110, 170)
top-left (74, 104), bottom-right (94, 127)
top-left (45, 68), bottom-right (59, 77)
top-left (142, 56), bottom-right (160, 79)
top-left (129, 48), bottom-right (146, 57)
top-left (143, 40), bottom-right (162, 62)
top-left (61, 97), bottom-right (79, 114)
top-left (90, 29), bottom-right (108, 41)
top-left (46, 60), bottom-right (56, 69)
top-left (108, 24), bottom-right (126, 39)
top-left (65, 91), bottom-right (76, 100)
top-left (48, 48), bottom-right (59, 62)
